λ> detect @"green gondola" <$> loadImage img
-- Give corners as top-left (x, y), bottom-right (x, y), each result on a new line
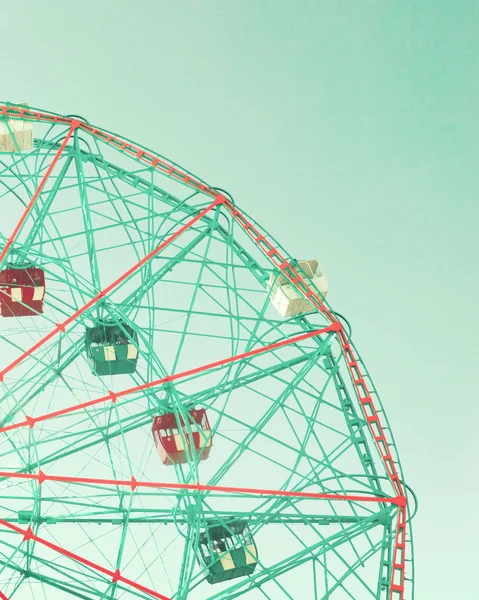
top-left (85, 319), bottom-right (139, 376)
top-left (198, 520), bottom-right (258, 584)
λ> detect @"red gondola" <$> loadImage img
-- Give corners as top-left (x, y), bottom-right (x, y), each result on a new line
top-left (0, 266), bottom-right (45, 317)
top-left (152, 408), bottom-right (212, 466)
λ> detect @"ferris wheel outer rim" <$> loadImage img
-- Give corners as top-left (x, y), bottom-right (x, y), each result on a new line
top-left (0, 101), bottom-right (410, 600)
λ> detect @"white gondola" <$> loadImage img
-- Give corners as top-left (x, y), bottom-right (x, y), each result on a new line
top-left (268, 259), bottom-right (328, 317)
top-left (0, 106), bottom-right (33, 152)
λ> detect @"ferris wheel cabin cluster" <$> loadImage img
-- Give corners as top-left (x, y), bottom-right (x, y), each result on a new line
top-left (0, 104), bottom-right (412, 599)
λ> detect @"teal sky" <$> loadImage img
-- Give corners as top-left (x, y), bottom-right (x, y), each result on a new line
top-left (1, 1), bottom-right (478, 597)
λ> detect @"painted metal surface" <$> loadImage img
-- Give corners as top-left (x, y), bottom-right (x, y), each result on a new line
top-left (0, 102), bottom-right (414, 600)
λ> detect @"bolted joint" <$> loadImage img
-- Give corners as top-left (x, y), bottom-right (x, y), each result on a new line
top-left (23, 527), bottom-right (34, 542)
top-left (112, 569), bottom-right (121, 583)
top-left (214, 194), bottom-right (227, 205)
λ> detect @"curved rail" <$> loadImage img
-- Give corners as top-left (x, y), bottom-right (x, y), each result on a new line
top-left (0, 101), bottom-right (411, 600)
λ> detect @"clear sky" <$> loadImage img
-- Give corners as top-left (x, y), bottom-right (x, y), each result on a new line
top-left (1, 1), bottom-right (478, 597)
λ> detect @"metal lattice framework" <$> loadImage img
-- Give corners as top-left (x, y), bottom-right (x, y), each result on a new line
top-left (0, 102), bottom-right (415, 600)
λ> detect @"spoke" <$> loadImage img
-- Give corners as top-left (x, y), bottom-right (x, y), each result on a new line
top-left (0, 470), bottom-right (402, 506)
top-left (0, 324), bottom-right (337, 435)
top-left (0, 196), bottom-right (222, 382)
top-left (0, 121), bottom-right (79, 266)
top-left (0, 519), bottom-right (171, 600)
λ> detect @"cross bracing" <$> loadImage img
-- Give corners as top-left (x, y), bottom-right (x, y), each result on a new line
top-left (0, 103), bottom-right (414, 600)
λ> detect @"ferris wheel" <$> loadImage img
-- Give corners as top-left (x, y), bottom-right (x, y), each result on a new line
top-left (0, 102), bottom-right (415, 600)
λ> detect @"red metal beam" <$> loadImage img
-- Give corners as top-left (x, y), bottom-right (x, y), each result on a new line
top-left (0, 121), bottom-right (79, 267)
top-left (0, 518), bottom-right (170, 600)
top-left (0, 470), bottom-right (404, 506)
top-left (0, 196), bottom-right (223, 383)
top-left (0, 324), bottom-right (338, 435)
